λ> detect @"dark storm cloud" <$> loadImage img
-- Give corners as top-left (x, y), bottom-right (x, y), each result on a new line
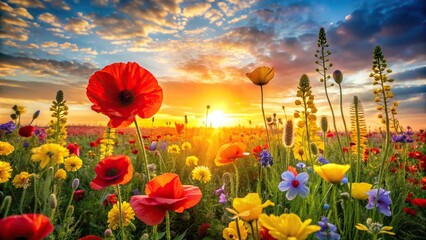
top-left (392, 66), bottom-right (426, 81)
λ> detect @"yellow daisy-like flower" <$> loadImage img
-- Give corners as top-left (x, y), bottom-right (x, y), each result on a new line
top-left (167, 144), bottom-right (180, 154)
top-left (223, 219), bottom-right (248, 240)
top-left (64, 155), bottom-right (83, 172)
top-left (107, 201), bottom-right (135, 230)
top-left (0, 141), bottom-right (15, 156)
top-left (181, 141), bottom-right (192, 151)
top-left (12, 171), bottom-right (32, 188)
top-left (55, 168), bottom-right (67, 180)
top-left (313, 164), bottom-right (350, 184)
top-left (31, 143), bottom-right (69, 169)
top-left (227, 193), bottom-right (274, 222)
top-left (0, 161), bottom-right (13, 183)
top-left (259, 213), bottom-right (321, 240)
top-left (186, 156), bottom-right (199, 167)
top-left (356, 218), bottom-right (395, 236)
top-left (191, 166), bottom-right (211, 183)
top-left (349, 182), bottom-right (372, 200)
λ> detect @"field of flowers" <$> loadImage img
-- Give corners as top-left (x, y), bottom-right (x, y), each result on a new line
top-left (0, 28), bottom-right (425, 240)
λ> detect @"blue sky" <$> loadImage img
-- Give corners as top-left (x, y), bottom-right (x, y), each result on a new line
top-left (0, 0), bottom-right (425, 129)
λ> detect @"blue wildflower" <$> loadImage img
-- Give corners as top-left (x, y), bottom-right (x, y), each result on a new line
top-left (316, 216), bottom-right (341, 240)
top-left (149, 141), bottom-right (157, 151)
top-left (366, 188), bottom-right (392, 216)
top-left (340, 176), bottom-right (348, 184)
top-left (259, 150), bottom-right (273, 167)
top-left (278, 171), bottom-right (310, 200)
top-left (296, 162), bottom-right (306, 169)
top-left (318, 156), bottom-right (329, 164)
top-left (323, 204), bottom-right (330, 211)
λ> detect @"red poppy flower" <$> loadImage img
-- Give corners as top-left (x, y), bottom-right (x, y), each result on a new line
top-left (18, 125), bottom-right (35, 138)
top-left (86, 62), bottom-right (163, 128)
top-left (79, 235), bottom-right (103, 240)
top-left (215, 143), bottom-right (248, 166)
top-left (73, 190), bottom-right (85, 202)
top-left (403, 207), bottom-right (417, 216)
top-left (411, 198), bottom-right (426, 208)
top-left (67, 143), bottom-right (80, 156)
top-left (90, 154), bottom-right (134, 190)
top-left (0, 214), bottom-right (54, 240)
top-left (103, 193), bottom-right (118, 207)
top-left (198, 223), bottom-right (211, 237)
top-left (405, 192), bottom-right (413, 202)
top-left (259, 227), bottom-right (277, 240)
top-left (130, 173), bottom-right (202, 226)
top-left (175, 122), bottom-right (184, 134)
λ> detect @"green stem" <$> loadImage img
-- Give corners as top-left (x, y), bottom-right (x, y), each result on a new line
top-left (134, 120), bottom-right (151, 182)
top-left (332, 185), bottom-right (343, 234)
top-left (256, 164), bottom-right (262, 194)
top-left (116, 185), bottom-right (126, 240)
top-left (260, 85), bottom-right (271, 148)
top-left (152, 225), bottom-right (158, 240)
top-left (302, 93), bottom-right (312, 165)
top-left (338, 84), bottom-right (349, 140)
top-left (33, 175), bottom-right (38, 213)
top-left (319, 184), bottom-right (333, 212)
top-left (19, 187), bottom-right (27, 213)
top-left (249, 221), bottom-right (258, 240)
top-left (166, 211), bottom-right (171, 240)
top-left (64, 189), bottom-right (75, 220)
top-left (233, 163), bottom-right (239, 198)
top-left (235, 218), bottom-right (242, 240)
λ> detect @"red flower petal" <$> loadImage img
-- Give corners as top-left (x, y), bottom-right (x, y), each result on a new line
top-left (0, 214), bottom-right (54, 240)
top-left (90, 155), bottom-right (133, 190)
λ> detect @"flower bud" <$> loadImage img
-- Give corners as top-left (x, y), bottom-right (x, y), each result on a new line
top-left (72, 178), bottom-right (80, 190)
top-left (310, 142), bottom-right (318, 156)
top-left (283, 119), bottom-right (294, 148)
top-left (104, 229), bottom-right (113, 238)
top-left (320, 116), bottom-right (328, 132)
top-left (295, 100), bottom-right (302, 105)
top-left (333, 70), bottom-right (343, 84)
top-left (50, 193), bottom-right (57, 209)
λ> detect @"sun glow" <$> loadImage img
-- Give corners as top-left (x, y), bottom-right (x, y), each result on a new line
top-left (208, 110), bottom-right (229, 128)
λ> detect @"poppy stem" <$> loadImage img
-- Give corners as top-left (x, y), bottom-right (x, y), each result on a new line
top-left (116, 185), bottom-right (126, 240)
top-left (166, 210), bottom-right (171, 240)
top-left (235, 218), bottom-right (243, 240)
top-left (260, 85), bottom-right (271, 148)
top-left (233, 163), bottom-right (239, 198)
top-left (134, 120), bottom-right (151, 182)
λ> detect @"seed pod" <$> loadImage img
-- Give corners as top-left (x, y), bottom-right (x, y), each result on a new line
top-left (283, 119), bottom-right (294, 147)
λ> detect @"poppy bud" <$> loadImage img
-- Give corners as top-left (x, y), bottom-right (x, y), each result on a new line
top-left (32, 110), bottom-right (40, 121)
top-left (104, 229), bottom-right (113, 238)
top-left (320, 116), bottom-right (328, 132)
top-left (333, 70), bottom-right (343, 84)
top-left (50, 193), bottom-right (57, 209)
top-left (72, 178), bottom-right (80, 190)
top-left (310, 142), bottom-right (318, 156)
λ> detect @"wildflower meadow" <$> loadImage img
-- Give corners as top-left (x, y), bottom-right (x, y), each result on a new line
top-left (1, 28), bottom-right (426, 240)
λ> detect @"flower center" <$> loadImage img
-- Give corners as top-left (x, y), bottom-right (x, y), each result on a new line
top-left (291, 179), bottom-right (300, 188)
top-left (106, 168), bottom-right (118, 177)
top-left (118, 89), bottom-right (135, 106)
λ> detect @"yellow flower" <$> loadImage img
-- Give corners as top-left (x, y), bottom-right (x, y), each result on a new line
top-left (356, 218), bottom-right (395, 236)
top-left (107, 201), bottom-right (135, 230)
top-left (55, 168), bottom-right (67, 180)
top-left (17, 105), bottom-right (26, 114)
top-left (12, 171), bottom-right (32, 188)
top-left (186, 155), bottom-right (199, 166)
top-left (0, 161), bottom-right (13, 183)
top-left (0, 141), bottom-right (15, 156)
top-left (191, 166), bottom-right (211, 183)
top-left (223, 220), bottom-right (248, 240)
top-left (167, 144), bottom-right (180, 154)
top-left (259, 213), bottom-right (320, 240)
top-left (349, 182), bottom-right (372, 200)
top-left (31, 143), bottom-right (69, 169)
top-left (227, 193), bottom-right (274, 222)
top-left (314, 164), bottom-right (350, 184)
top-left (181, 141), bottom-right (192, 151)
top-left (64, 155), bottom-right (83, 172)
top-left (246, 66), bottom-right (274, 86)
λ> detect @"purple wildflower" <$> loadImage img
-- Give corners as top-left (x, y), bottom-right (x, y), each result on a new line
top-left (259, 150), bottom-right (273, 167)
top-left (366, 188), bottom-right (392, 216)
top-left (296, 162), bottom-right (306, 169)
top-left (0, 121), bottom-right (16, 134)
top-left (34, 127), bottom-right (47, 142)
top-left (278, 171), bottom-right (310, 200)
top-left (149, 141), bottom-right (157, 151)
top-left (318, 156), bottom-right (329, 164)
top-left (391, 132), bottom-right (413, 143)
top-left (316, 216), bottom-right (341, 240)
top-left (214, 184), bottom-right (227, 204)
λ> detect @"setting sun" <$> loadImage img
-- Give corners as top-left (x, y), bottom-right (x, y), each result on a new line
top-left (208, 110), bottom-right (226, 128)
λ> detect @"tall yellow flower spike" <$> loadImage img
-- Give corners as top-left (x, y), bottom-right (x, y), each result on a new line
top-left (259, 213), bottom-right (320, 240)
top-left (226, 193), bottom-right (274, 222)
top-left (314, 163), bottom-right (350, 184)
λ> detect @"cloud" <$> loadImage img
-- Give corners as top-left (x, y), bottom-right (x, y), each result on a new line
top-left (0, 3), bottom-right (31, 41)
top-left (64, 18), bottom-right (94, 35)
top-left (182, 2), bottom-right (211, 18)
top-left (44, 0), bottom-right (71, 10)
top-left (38, 12), bottom-right (62, 27)
top-left (0, 53), bottom-right (98, 82)
top-left (392, 66), bottom-right (426, 81)
top-left (7, 0), bottom-right (45, 8)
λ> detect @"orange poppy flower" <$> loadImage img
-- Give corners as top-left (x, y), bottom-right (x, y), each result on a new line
top-left (90, 154), bottom-right (134, 190)
top-left (130, 173), bottom-right (202, 226)
top-left (215, 143), bottom-right (248, 166)
top-left (0, 214), bottom-right (54, 240)
top-left (86, 62), bottom-right (163, 128)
